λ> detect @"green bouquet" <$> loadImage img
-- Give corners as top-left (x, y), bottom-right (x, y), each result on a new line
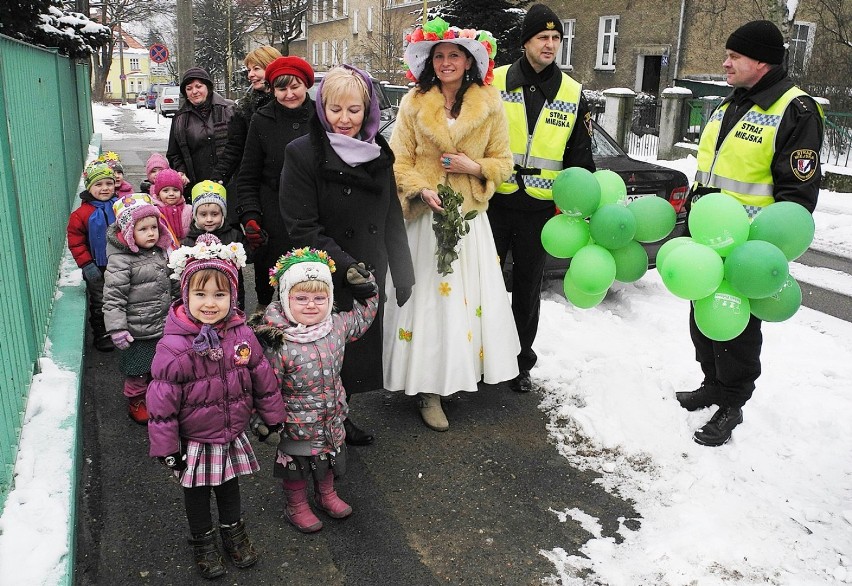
top-left (432, 184), bottom-right (477, 276)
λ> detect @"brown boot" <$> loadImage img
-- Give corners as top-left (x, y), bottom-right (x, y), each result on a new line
top-left (219, 519), bottom-right (258, 568)
top-left (188, 529), bottom-right (226, 579)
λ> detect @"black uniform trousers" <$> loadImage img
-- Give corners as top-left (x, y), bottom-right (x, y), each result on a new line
top-left (488, 201), bottom-right (554, 373)
top-left (689, 305), bottom-right (763, 409)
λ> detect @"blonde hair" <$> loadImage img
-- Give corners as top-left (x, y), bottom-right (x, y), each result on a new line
top-left (290, 280), bottom-right (330, 295)
top-left (320, 67), bottom-right (369, 111)
top-left (244, 46), bottom-right (281, 69)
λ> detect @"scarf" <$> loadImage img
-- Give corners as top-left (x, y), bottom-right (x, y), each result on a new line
top-left (326, 132), bottom-right (382, 166)
top-left (192, 323), bottom-right (224, 360)
top-left (264, 303), bottom-right (334, 343)
top-left (159, 201), bottom-right (188, 240)
top-left (87, 198), bottom-right (117, 267)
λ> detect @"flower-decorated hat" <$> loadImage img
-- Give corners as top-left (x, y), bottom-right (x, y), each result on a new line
top-left (191, 180), bottom-right (227, 227)
top-left (112, 193), bottom-right (176, 253)
top-left (168, 233), bottom-right (247, 312)
top-left (270, 247), bottom-right (336, 324)
top-left (403, 17), bottom-right (497, 84)
top-left (83, 161), bottom-right (115, 190)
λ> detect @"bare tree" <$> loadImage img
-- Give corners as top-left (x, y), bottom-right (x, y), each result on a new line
top-left (240, 0), bottom-right (308, 55)
top-left (355, 8), bottom-right (411, 83)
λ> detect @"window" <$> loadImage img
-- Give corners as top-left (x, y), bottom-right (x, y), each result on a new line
top-left (299, 16), bottom-right (307, 39)
top-left (312, 1), bottom-right (319, 22)
top-left (557, 19), bottom-right (575, 69)
top-left (321, 0), bottom-right (327, 21)
top-left (596, 15), bottom-right (618, 70)
top-left (367, 7), bottom-right (373, 32)
top-left (129, 57), bottom-right (139, 70)
top-left (342, 0), bottom-right (348, 16)
top-left (331, 39), bottom-right (338, 64)
top-left (789, 21), bottom-right (815, 76)
top-left (312, 42), bottom-right (319, 65)
top-left (342, 39), bottom-right (348, 63)
top-left (332, 0), bottom-right (337, 18)
top-left (105, 80), bottom-right (112, 93)
top-left (322, 40), bottom-right (328, 65)
top-left (353, 9), bottom-right (359, 34)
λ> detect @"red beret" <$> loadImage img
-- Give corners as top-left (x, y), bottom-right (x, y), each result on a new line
top-left (265, 56), bottom-right (315, 88)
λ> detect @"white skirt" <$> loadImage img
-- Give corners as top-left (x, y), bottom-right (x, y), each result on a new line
top-left (383, 211), bottom-right (520, 396)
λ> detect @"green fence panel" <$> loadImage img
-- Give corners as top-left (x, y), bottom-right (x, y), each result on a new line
top-left (0, 34), bottom-right (91, 507)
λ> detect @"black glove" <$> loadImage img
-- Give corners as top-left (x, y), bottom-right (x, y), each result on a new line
top-left (250, 413), bottom-right (282, 442)
top-left (81, 262), bottom-right (103, 283)
top-left (346, 263), bottom-right (377, 301)
top-left (396, 286), bottom-right (412, 307)
top-left (158, 452), bottom-right (186, 471)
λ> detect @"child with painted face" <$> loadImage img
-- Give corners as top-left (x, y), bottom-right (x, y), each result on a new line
top-left (103, 194), bottom-right (178, 424)
top-left (147, 234), bottom-right (285, 579)
top-left (182, 180), bottom-right (252, 310)
top-left (152, 168), bottom-right (192, 241)
top-left (249, 248), bottom-right (378, 534)
top-left (67, 161), bottom-right (119, 351)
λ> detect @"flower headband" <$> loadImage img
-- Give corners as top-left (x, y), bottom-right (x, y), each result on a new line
top-left (269, 247), bottom-right (336, 287)
top-left (404, 17), bottom-right (498, 84)
top-left (168, 238), bottom-right (248, 281)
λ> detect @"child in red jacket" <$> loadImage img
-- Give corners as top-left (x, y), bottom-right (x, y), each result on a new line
top-left (66, 161), bottom-right (118, 351)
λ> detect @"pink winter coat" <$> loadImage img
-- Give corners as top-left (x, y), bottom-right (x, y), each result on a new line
top-left (147, 303), bottom-right (286, 457)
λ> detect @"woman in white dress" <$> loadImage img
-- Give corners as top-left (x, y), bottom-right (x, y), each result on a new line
top-left (384, 19), bottom-right (520, 432)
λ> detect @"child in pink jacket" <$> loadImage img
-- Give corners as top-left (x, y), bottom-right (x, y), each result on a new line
top-left (152, 168), bottom-right (192, 241)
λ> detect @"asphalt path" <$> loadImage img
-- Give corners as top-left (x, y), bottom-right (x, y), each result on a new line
top-left (74, 119), bottom-right (634, 585)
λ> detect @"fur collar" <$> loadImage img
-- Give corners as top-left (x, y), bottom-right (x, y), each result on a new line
top-left (408, 84), bottom-right (496, 152)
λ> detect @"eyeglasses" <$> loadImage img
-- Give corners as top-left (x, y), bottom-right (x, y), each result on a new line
top-left (289, 295), bottom-right (329, 306)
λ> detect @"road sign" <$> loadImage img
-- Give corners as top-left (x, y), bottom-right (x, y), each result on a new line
top-left (149, 43), bottom-right (169, 64)
top-left (119, 74), bottom-right (126, 80)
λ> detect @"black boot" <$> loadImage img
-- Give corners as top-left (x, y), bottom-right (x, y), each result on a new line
top-left (343, 418), bottom-right (374, 446)
top-left (188, 529), bottom-right (226, 579)
top-left (676, 384), bottom-right (721, 411)
top-left (693, 406), bottom-right (743, 447)
top-left (219, 519), bottom-right (258, 569)
top-left (91, 317), bottom-right (114, 352)
top-left (509, 370), bottom-right (533, 393)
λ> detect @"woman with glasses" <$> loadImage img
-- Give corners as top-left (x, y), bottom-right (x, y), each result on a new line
top-left (279, 66), bottom-right (414, 446)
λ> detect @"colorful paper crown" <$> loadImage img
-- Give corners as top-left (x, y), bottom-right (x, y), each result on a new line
top-left (403, 18), bottom-right (497, 84)
top-left (269, 247), bottom-right (336, 288)
top-left (98, 151), bottom-right (121, 164)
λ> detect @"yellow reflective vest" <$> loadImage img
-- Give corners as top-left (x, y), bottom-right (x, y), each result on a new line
top-left (695, 86), bottom-right (822, 217)
top-left (492, 66), bottom-right (582, 200)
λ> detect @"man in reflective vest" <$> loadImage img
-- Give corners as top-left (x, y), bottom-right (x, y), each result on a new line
top-left (490, 3), bottom-right (595, 393)
top-left (676, 20), bottom-right (823, 446)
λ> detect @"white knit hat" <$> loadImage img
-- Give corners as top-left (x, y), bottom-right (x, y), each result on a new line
top-left (269, 247), bottom-right (336, 324)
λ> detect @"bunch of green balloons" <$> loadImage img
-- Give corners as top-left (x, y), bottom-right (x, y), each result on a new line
top-left (541, 167), bottom-right (677, 308)
top-left (656, 195), bottom-right (814, 341)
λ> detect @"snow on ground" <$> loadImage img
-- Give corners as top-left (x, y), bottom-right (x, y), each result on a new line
top-left (91, 102), bottom-right (171, 140)
top-left (0, 103), bottom-right (850, 586)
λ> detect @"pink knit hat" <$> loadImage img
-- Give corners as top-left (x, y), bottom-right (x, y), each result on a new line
top-left (112, 194), bottom-right (176, 253)
top-left (153, 168), bottom-right (184, 198)
top-left (145, 153), bottom-right (170, 177)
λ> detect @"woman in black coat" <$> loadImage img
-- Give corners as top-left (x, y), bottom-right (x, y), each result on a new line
top-left (166, 67), bottom-right (234, 198)
top-left (280, 65), bottom-right (415, 445)
top-left (236, 56), bottom-right (315, 310)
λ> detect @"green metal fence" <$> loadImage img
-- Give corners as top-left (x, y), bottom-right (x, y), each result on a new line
top-left (0, 34), bottom-right (92, 505)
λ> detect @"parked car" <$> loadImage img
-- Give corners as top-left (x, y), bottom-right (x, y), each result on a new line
top-left (135, 91), bottom-right (147, 109)
top-left (146, 89), bottom-right (157, 109)
top-left (378, 116), bottom-right (690, 275)
top-left (156, 86), bottom-right (181, 117)
top-left (307, 71), bottom-right (395, 121)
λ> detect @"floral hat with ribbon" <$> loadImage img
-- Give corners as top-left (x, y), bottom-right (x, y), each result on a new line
top-left (403, 17), bottom-right (498, 84)
top-left (168, 233), bottom-right (248, 314)
top-left (269, 247), bottom-right (336, 325)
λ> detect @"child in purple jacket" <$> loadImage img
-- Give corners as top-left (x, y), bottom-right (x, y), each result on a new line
top-left (147, 234), bottom-right (286, 579)
top-left (249, 248), bottom-right (378, 534)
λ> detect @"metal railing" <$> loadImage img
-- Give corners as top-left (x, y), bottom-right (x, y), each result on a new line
top-left (0, 34), bottom-right (92, 506)
top-left (823, 112), bottom-right (852, 167)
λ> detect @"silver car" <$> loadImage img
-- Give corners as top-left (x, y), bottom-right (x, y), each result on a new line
top-left (156, 86), bottom-right (181, 117)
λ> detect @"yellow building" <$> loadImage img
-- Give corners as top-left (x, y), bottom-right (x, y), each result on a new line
top-left (104, 29), bottom-right (168, 102)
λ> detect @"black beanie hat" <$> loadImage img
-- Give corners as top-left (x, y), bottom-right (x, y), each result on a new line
top-left (520, 4), bottom-right (564, 47)
top-left (726, 20), bottom-right (785, 65)
top-left (180, 67), bottom-right (214, 97)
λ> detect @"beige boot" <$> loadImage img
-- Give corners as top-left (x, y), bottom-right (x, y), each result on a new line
top-left (417, 393), bottom-right (449, 432)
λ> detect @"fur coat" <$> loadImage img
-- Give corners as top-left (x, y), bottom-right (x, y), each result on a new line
top-left (389, 83), bottom-right (513, 222)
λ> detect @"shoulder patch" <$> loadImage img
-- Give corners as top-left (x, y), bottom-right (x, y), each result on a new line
top-left (791, 149), bottom-right (817, 181)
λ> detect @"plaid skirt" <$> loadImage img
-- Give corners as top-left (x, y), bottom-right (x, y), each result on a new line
top-left (177, 432), bottom-right (259, 488)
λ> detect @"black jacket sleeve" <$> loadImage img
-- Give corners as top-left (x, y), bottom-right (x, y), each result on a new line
top-left (770, 95), bottom-right (823, 213)
top-left (564, 96), bottom-right (596, 173)
top-left (213, 111), bottom-right (249, 185)
top-left (235, 114), bottom-right (265, 226)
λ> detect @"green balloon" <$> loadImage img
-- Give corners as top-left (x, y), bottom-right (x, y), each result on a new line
top-left (589, 204), bottom-right (637, 249)
top-left (611, 240), bottom-right (648, 282)
top-left (687, 192), bottom-right (750, 256)
top-left (654, 236), bottom-right (693, 271)
top-left (563, 271), bottom-right (607, 308)
top-left (567, 244), bottom-right (616, 295)
top-left (553, 167), bottom-right (601, 218)
top-left (750, 276), bottom-right (802, 322)
top-left (749, 201), bottom-right (815, 261)
top-left (594, 169), bottom-right (627, 208)
top-left (693, 280), bottom-right (752, 342)
top-left (724, 240), bottom-right (790, 299)
top-left (627, 196), bottom-right (677, 243)
top-left (540, 214), bottom-right (591, 258)
top-left (659, 242), bottom-right (724, 300)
